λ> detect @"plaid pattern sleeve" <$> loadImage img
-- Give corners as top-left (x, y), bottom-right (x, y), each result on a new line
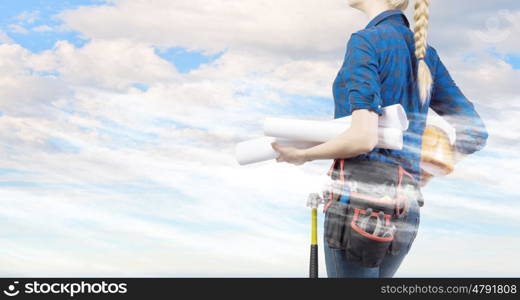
top-left (342, 33), bottom-right (384, 116)
top-left (430, 50), bottom-right (489, 155)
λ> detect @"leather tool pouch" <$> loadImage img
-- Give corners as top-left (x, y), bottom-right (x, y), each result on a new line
top-left (324, 200), bottom-right (350, 249)
top-left (323, 158), bottom-right (424, 268)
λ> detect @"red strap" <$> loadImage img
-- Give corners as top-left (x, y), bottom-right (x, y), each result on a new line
top-left (401, 165), bottom-right (414, 180)
top-left (326, 158), bottom-right (346, 181)
top-left (351, 208), bottom-right (394, 242)
top-left (339, 159), bottom-right (345, 181)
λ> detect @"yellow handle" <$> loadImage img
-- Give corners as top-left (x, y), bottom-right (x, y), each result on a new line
top-left (311, 208), bottom-right (317, 245)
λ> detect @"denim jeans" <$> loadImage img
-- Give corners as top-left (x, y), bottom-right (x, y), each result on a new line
top-left (323, 198), bottom-right (421, 278)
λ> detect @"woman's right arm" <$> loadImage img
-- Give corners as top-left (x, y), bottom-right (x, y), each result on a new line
top-left (429, 48), bottom-right (489, 163)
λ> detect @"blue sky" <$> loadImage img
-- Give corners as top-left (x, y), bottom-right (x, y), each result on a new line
top-left (0, 0), bottom-right (223, 73)
top-left (0, 0), bottom-right (519, 277)
top-left (154, 47), bottom-right (225, 73)
top-left (0, 0), bottom-right (96, 51)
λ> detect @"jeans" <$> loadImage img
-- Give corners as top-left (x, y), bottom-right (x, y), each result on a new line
top-left (323, 197), bottom-right (421, 278)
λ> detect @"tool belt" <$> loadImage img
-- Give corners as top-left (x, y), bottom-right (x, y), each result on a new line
top-left (323, 158), bottom-right (424, 268)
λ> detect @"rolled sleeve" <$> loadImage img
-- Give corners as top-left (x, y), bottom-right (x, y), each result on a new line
top-left (430, 50), bottom-right (489, 155)
top-left (343, 33), bottom-right (383, 116)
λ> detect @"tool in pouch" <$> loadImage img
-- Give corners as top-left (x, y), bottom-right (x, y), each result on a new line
top-left (323, 158), bottom-right (423, 268)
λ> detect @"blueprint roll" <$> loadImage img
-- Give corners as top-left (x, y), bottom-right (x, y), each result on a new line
top-left (264, 118), bottom-right (350, 142)
top-left (263, 117), bottom-right (404, 146)
top-left (375, 128), bottom-right (403, 150)
top-left (330, 107), bottom-right (454, 144)
top-left (264, 104), bottom-right (408, 141)
top-left (235, 137), bottom-right (319, 165)
top-left (331, 104), bottom-right (409, 130)
top-left (234, 129), bottom-right (403, 165)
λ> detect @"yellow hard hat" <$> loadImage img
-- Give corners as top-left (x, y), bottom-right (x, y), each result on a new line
top-left (420, 125), bottom-right (455, 177)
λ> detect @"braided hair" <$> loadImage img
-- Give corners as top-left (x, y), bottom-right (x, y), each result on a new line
top-left (413, 0), bottom-right (432, 105)
top-left (386, 0), bottom-right (432, 105)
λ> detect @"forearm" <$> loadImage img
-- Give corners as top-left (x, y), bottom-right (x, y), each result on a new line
top-left (303, 128), bottom-right (375, 161)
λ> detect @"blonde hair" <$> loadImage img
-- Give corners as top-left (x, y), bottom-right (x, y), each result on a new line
top-left (413, 0), bottom-right (432, 105)
top-left (386, 0), bottom-right (409, 11)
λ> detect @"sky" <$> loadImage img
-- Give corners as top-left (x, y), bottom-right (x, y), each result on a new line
top-left (0, 0), bottom-right (519, 277)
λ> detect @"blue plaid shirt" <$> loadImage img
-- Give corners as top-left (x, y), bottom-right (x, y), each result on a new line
top-left (333, 9), bottom-right (488, 182)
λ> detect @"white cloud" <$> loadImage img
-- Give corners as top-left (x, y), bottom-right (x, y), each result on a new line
top-left (57, 0), bottom-right (363, 59)
top-left (0, 30), bottom-right (13, 44)
top-left (8, 24), bottom-right (29, 35)
top-left (0, 44), bottom-right (68, 117)
top-left (15, 10), bottom-right (40, 24)
top-left (32, 25), bottom-right (53, 32)
top-left (53, 39), bottom-right (179, 90)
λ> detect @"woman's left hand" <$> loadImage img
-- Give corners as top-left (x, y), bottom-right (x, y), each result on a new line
top-left (271, 142), bottom-right (308, 166)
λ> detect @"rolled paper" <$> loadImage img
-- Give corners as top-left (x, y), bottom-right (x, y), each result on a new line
top-left (375, 128), bottom-right (403, 150)
top-left (235, 128), bottom-right (403, 165)
top-left (329, 106), bottom-right (456, 145)
top-left (426, 108), bottom-right (456, 145)
top-left (264, 104), bottom-right (408, 141)
top-left (235, 137), bottom-right (319, 165)
top-left (263, 116), bottom-right (403, 146)
top-left (264, 118), bottom-right (351, 142)
top-left (330, 104), bottom-right (409, 130)
top-left (236, 103), bottom-right (457, 171)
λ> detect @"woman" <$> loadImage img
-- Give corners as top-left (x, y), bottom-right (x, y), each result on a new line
top-left (271, 0), bottom-right (488, 277)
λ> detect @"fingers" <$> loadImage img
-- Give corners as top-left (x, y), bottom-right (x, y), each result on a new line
top-left (272, 142), bottom-right (283, 163)
top-left (272, 142), bottom-right (301, 165)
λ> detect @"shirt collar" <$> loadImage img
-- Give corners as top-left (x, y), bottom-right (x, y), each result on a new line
top-left (365, 9), bottom-right (410, 29)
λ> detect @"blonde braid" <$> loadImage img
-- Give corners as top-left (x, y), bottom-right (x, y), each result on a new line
top-left (413, 0), bottom-right (433, 105)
